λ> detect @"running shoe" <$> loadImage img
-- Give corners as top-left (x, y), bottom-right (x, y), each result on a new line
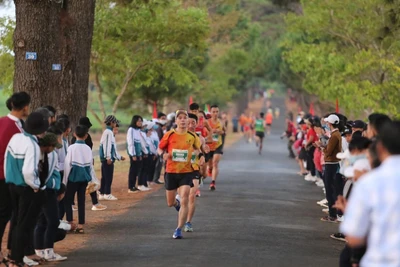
top-left (98, 194), bottom-right (105, 200)
top-left (175, 195), bottom-right (181, 212)
top-left (173, 228), bottom-right (183, 239)
top-left (209, 181), bottom-right (216, 191)
top-left (330, 233), bottom-right (346, 242)
top-left (138, 185), bottom-right (151, 191)
top-left (184, 222), bottom-right (193, 232)
top-left (195, 189), bottom-right (201, 197)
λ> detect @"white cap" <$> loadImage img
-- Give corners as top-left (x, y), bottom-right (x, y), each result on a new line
top-left (142, 119), bottom-right (149, 127)
top-left (167, 113), bottom-right (175, 121)
top-left (337, 149), bottom-right (350, 159)
top-left (324, 114), bottom-right (340, 125)
top-left (146, 122), bottom-right (155, 130)
top-left (344, 158), bottom-right (371, 178)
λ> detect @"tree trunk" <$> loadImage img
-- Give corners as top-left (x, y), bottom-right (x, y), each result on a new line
top-left (13, 0), bottom-right (96, 127)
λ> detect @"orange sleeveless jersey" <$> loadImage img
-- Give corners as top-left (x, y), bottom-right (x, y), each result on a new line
top-left (207, 119), bottom-right (223, 151)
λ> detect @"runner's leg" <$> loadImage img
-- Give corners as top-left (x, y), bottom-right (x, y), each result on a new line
top-left (177, 185), bottom-right (190, 229)
top-left (187, 179), bottom-right (199, 224)
top-left (212, 154), bottom-right (221, 182)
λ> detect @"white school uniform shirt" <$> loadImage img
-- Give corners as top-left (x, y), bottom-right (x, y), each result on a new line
top-left (340, 156), bottom-right (400, 267)
top-left (56, 137), bottom-right (69, 171)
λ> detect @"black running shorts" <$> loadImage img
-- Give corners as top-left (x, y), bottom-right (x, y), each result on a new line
top-left (255, 131), bottom-right (265, 139)
top-left (164, 173), bottom-right (193, 190)
top-left (207, 145), bottom-right (223, 159)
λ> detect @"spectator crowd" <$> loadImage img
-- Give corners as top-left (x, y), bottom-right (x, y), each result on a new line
top-left (282, 107), bottom-right (400, 267)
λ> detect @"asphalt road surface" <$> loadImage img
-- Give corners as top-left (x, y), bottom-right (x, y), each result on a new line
top-left (60, 98), bottom-right (344, 267)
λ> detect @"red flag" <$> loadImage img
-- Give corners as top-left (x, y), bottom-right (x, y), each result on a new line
top-left (189, 96), bottom-right (193, 105)
top-left (309, 102), bottom-right (315, 116)
top-left (335, 98), bottom-right (339, 113)
top-left (152, 102), bottom-right (158, 119)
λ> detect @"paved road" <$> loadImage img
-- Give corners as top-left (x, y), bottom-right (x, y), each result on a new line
top-left (61, 98), bottom-right (343, 267)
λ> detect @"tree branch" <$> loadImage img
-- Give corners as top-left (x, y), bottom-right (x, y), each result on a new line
top-left (111, 63), bottom-right (146, 114)
top-left (87, 105), bottom-right (103, 127)
top-left (94, 67), bottom-right (107, 119)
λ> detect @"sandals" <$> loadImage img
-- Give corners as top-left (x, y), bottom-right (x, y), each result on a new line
top-left (72, 227), bottom-right (84, 234)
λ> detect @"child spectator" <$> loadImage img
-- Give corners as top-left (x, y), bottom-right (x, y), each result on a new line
top-left (99, 115), bottom-right (121, 201)
top-left (64, 125), bottom-right (96, 234)
top-left (71, 117), bottom-right (107, 211)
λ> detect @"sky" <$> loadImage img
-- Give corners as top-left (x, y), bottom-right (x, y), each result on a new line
top-left (0, 2), bottom-right (15, 19)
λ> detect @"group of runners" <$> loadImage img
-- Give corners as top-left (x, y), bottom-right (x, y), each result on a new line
top-left (239, 108), bottom-right (276, 154)
top-left (157, 103), bottom-right (226, 239)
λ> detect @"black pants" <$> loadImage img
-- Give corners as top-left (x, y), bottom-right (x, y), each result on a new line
top-left (58, 171), bottom-right (65, 220)
top-left (34, 189), bottom-right (60, 249)
top-left (9, 185), bottom-right (44, 264)
top-left (90, 191), bottom-right (98, 205)
top-left (100, 161), bottom-right (114, 195)
top-left (306, 146), bottom-right (316, 176)
top-left (139, 156), bottom-right (151, 186)
top-left (0, 180), bottom-right (12, 251)
top-left (324, 163), bottom-right (339, 218)
top-left (152, 157), bottom-right (163, 182)
top-left (128, 158), bottom-right (143, 189)
top-left (335, 173), bottom-right (345, 216)
top-left (65, 181), bottom-right (88, 224)
top-left (147, 156), bottom-right (157, 183)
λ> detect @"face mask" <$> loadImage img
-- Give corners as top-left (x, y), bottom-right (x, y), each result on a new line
top-left (348, 154), bottom-right (366, 165)
top-left (153, 124), bottom-right (159, 129)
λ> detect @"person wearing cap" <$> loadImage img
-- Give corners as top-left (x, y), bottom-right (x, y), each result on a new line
top-left (340, 121), bottom-right (400, 267)
top-left (317, 114), bottom-right (342, 223)
top-left (5, 112), bottom-right (49, 267)
top-left (0, 92), bottom-right (30, 264)
top-left (71, 117), bottom-right (107, 211)
top-left (351, 120), bottom-right (366, 135)
top-left (158, 109), bottom-right (201, 239)
top-left (33, 129), bottom-right (68, 262)
top-left (42, 105), bottom-right (57, 124)
top-left (64, 125), bottom-right (97, 234)
top-left (99, 115), bottom-right (120, 201)
top-left (127, 115), bottom-right (149, 193)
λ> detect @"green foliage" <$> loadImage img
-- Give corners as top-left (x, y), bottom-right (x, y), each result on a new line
top-left (282, 0), bottom-right (400, 116)
top-left (0, 17), bottom-right (14, 93)
top-left (91, 0), bottom-right (210, 113)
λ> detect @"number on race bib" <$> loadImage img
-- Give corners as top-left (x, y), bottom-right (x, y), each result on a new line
top-left (172, 149), bottom-right (189, 162)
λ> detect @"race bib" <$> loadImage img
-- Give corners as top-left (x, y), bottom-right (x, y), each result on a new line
top-left (191, 154), bottom-right (196, 163)
top-left (172, 149), bottom-right (189, 162)
top-left (212, 134), bottom-right (219, 142)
